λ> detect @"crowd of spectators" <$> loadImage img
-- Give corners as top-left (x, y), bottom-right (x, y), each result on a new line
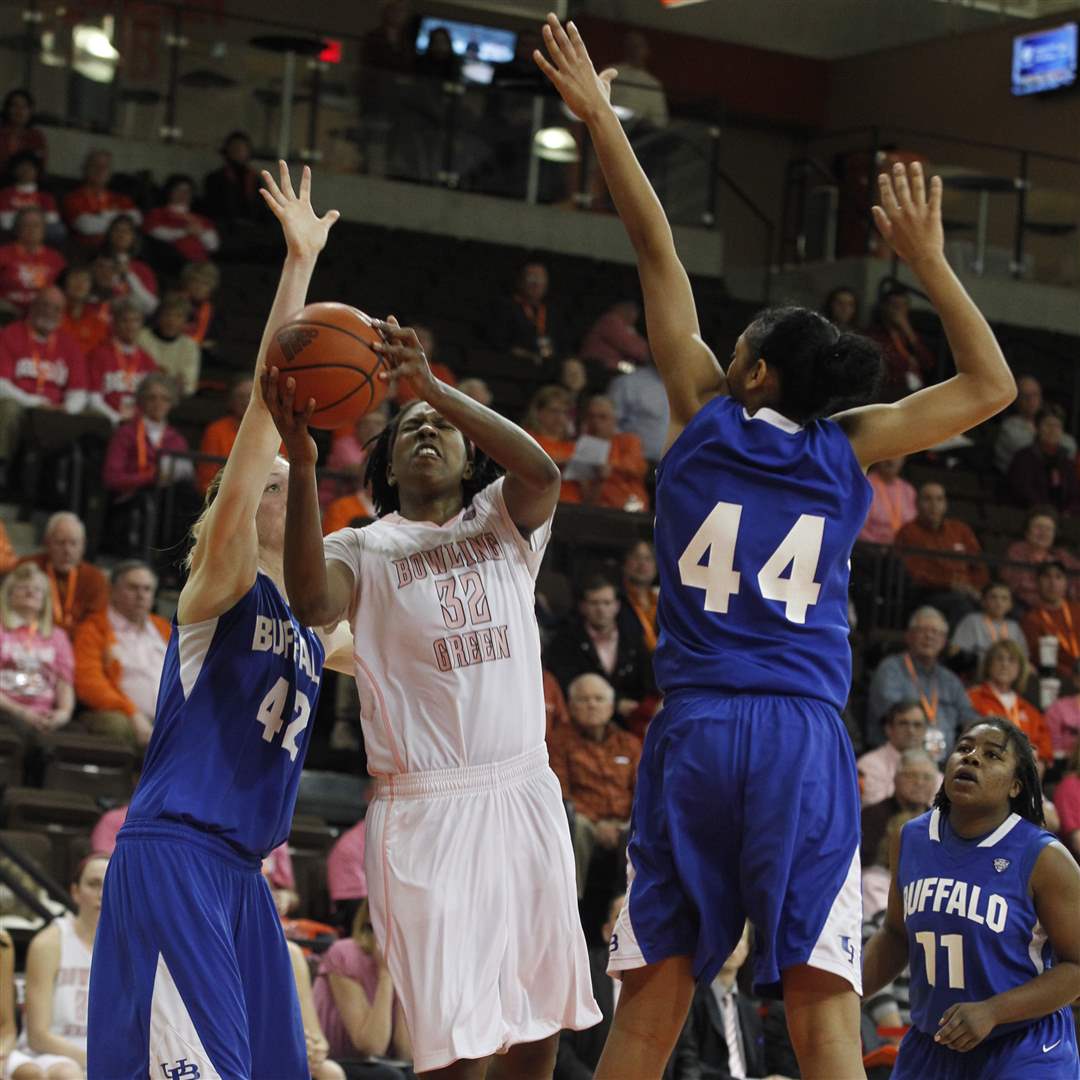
top-left (2, 86), bottom-right (1080, 1078)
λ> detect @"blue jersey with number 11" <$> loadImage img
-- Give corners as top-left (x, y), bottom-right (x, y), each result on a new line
top-left (653, 395), bottom-right (870, 709)
top-left (127, 573), bottom-right (325, 859)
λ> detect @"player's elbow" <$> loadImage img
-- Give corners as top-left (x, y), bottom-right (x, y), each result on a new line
top-left (289, 593), bottom-right (333, 628)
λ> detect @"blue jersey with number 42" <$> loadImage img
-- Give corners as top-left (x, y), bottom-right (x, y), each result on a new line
top-left (127, 573), bottom-right (325, 858)
top-left (653, 395), bottom-right (870, 709)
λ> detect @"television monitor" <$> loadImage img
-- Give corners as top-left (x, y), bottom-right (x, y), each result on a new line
top-left (415, 17), bottom-right (517, 85)
top-left (1012, 22), bottom-right (1077, 96)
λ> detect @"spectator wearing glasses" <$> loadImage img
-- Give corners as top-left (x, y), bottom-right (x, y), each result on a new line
top-left (857, 700), bottom-right (936, 807)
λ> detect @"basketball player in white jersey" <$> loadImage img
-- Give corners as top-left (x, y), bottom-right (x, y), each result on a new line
top-left (263, 320), bottom-right (601, 1078)
top-left (6, 854), bottom-right (107, 1080)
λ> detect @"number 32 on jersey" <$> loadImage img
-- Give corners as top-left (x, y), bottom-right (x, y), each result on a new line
top-left (678, 501), bottom-right (825, 624)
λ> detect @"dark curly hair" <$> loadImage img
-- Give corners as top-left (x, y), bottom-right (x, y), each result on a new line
top-left (933, 717), bottom-right (1045, 827)
top-left (743, 305), bottom-right (882, 424)
top-left (364, 401), bottom-right (502, 517)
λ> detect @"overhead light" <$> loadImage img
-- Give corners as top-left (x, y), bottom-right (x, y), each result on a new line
top-left (533, 126), bottom-right (579, 163)
top-left (74, 25), bottom-right (117, 60)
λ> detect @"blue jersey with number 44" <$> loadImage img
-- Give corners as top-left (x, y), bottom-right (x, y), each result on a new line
top-left (127, 572), bottom-right (325, 859)
top-left (653, 395), bottom-right (870, 709)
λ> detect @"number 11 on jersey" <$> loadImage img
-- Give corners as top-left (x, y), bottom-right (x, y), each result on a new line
top-left (677, 501), bottom-right (825, 624)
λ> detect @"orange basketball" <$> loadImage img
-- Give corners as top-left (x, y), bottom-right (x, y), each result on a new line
top-left (267, 302), bottom-right (388, 430)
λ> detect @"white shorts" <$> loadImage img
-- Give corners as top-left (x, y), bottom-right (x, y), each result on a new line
top-left (365, 745), bottom-right (602, 1073)
top-left (5, 1049), bottom-right (80, 1080)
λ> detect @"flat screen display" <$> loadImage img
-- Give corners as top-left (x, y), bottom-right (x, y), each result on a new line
top-left (1012, 22), bottom-right (1077, 96)
top-left (415, 16), bottom-right (517, 85)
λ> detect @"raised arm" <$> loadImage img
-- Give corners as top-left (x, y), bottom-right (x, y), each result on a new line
top-left (373, 318), bottom-right (561, 532)
top-left (534, 16), bottom-right (723, 448)
top-left (835, 162), bottom-right (1016, 468)
top-left (179, 162), bottom-right (339, 625)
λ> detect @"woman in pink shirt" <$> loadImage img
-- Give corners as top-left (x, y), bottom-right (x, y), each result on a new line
top-left (858, 456), bottom-right (916, 544)
top-left (1053, 739), bottom-right (1080, 861)
top-left (313, 900), bottom-right (411, 1066)
top-left (1001, 506), bottom-right (1080, 611)
top-left (1045, 658), bottom-right (1080, 759)
top-left (0, 562), bottom-right (74, 742)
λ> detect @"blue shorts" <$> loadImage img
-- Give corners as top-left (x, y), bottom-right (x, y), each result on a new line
top-left (87, 820), bottom-right (306, 1080)
top-left (893, 1011), bottom-right (1079, 1079)
top-left (608, 691), bottom-right (863, 996)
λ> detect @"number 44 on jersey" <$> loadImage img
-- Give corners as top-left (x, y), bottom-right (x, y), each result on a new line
top-left (678, 501), bottom-right (826, 624)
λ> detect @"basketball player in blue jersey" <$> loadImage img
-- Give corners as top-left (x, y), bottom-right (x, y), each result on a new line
top-left (86, 163), bottom-right (353, 1079)
top-left (536, 16), bottom-right (1018, 1079)
top-left (864, 718), bottom-right (1080, 1078)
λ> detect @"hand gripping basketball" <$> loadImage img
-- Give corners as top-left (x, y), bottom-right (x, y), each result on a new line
top-left (371, 316), bottom-right (439, 401)
top-left (262, 364), bottom-right (318, 466)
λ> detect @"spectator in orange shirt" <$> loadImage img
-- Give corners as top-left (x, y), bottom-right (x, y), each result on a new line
top-left (102, 214), bottom-right (158, 316)
top-left (563, 395), bottom-right (649, 512)
top-left (547, 672), bottom-right (641, 899)
top-left (580, 300), bottom-right (650, 372)
top-left (524, 384), bottom-right (575, 489)
top-left (62, 149), bottom-right (140, 249)
top-left (20, 511), bottom-right (108, 638)
top-left (178, 260), bottom-right (220, 346)
top-left (322, 491), bottom-right (375, 535)
top-left (543, 668), bottom-right (569, 735)
top-left (968, 639), bottom-right (1053, 765)
top-left (895, 481), bottom-right (987, 626)
top-left (0, 519), bottom-right (15, 576)
top-left (59, 265), bottom-right (109, 355)
top-left (196, 375), bottom-right (253, 493)
top-left (391, 325), bottom-right (455, 406)
top-left (0, 89), bottom-right (46, 173)
top-left (1021, 561), bottom-right (1080, 686)
top-left (73, 560), bottom-right (170, 750)
top-left (0, 206), bottom-right (65, 315)
top-left (858, 456), bottom-right (917, 544)
top-left (620, 540), bottom-right (658, 653)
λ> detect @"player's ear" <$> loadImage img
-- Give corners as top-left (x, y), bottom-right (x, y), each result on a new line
top-left (462, 442), bottom-right (475, 480)
top-left (747, 357), bottom-right (769, 388)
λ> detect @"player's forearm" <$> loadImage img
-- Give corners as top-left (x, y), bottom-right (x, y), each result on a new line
top-left (252, 252), bottom-right (318, 408)
top-left (908, 253), bottom-right (1015, 410)
top-left (282, 457), bottom-right (336, 627)
top-left (861, 926), bottom-right (909, 1000)
top-left (426, 381), bottom-right (560, 491)
top-left (584, 104), bottom-right (674, 260)
top-left (985, 962), bottom-right (1080, 1027)
top-left (347, 974), bottom-right (394, 1055)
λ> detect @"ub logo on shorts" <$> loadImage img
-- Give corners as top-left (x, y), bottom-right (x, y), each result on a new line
top-left (161, 1060), bottom-right (201, 1080)
top-left (839, 935), bottom-right (856, 965)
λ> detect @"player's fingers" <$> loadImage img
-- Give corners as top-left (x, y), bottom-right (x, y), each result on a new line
top-left (542, 20), bottom-right (568, 69)
top-left (259, 188), bottom-right (286, 219)
top-left (278, 159), bottom-right (296, 201)
top-left (533, 49), bottom-right (561, 83)
top-left (599, 67), bottom-right (619, 87)
top-left (928, 174), bottom-right (943, 218)
top-left (871, 205), bottom-right (893, 240)
top-left (549, 15), bottom-right (576, 62)
top-left (877, 171), bottom-right (901, 215)
top-left (299, 395), bottom-right (316, 425)
top-left (566, 20), bottom-right (591, 62)
top-left (299, 164), bottom-right (311, 202)
top-left (260, 171), bottom-right (286, 206)
top-left (281, 374), bottom-right (297, 417)
top-left (892, 162), bottom-right (913, 211)
top-left (909, 160), bottom-right (926, 207)
top-left (320, 209), bottom-right (341, 227)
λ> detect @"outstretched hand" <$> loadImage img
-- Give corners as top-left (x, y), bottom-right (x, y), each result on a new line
top-left (371, 316), bottom-right (439, 401)
top-left (260, 160), bottom-right (340, 261)
top-left (261, 365), bottom-right (318, 466)
top-left (872, 161), bottom-right (944, 267)
top-left (533, 13), bottom-right (617, 122)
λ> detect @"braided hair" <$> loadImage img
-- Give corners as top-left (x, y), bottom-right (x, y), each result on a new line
top-left (933, 717), bottom-right (1045, 827)
top-left (364, 401), bottom-right (502, 517)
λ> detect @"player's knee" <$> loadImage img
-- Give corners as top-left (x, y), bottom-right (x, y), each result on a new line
top-left (45, 1064), bottom-right (83, 1080)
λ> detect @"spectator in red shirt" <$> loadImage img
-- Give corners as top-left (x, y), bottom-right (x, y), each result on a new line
top-left (867, 283), bottom-right (936, 401)
top-left (178, 259), bottom-right (220, 346)
top-left (1008, 405), bottom-right (1079, 513)
top-left (895, 481), bottom-right (988, 626)
top-left (62, 149), bottom-right (140, 249)
top-left (0, 89), bottom-right (47, 174)
top-left (0, 206), bottom-right (65, 315)
top-left (0, 150), bottom-right (62, 237)
top-left (0, 286), bottom-right (88, 470)
top-left (580, 300), bottom-right (650, 372)
top-left (86, 298), bottom-right (158, 425)
top-left (143, 174), bottom-right (219, 263)
top-left (59, 265), bottom-right (109, 356)
top-left (102, 214), bottom-right (158, 315)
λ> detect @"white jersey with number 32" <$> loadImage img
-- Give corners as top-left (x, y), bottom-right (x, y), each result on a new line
top-left (323, 477), bottom-right (551, 775)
